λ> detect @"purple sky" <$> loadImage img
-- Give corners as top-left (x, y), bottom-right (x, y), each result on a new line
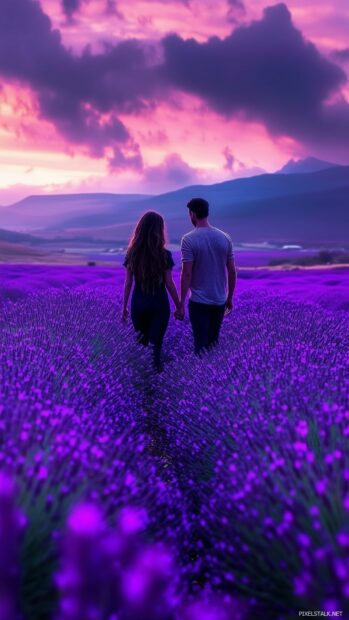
top-left (0, 0), bottom-right (348, 204)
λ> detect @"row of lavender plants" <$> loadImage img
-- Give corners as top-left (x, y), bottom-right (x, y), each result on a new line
top-left (1, 290), bottom-right (191, 619)
top-left (0, 473), bottom-right (244, 620)
top-left (1, 286), bottom-right (349, 618)
top-left (155, 291), bottom-right (349, 618)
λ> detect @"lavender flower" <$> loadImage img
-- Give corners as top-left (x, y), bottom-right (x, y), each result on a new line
top-left (1, 272), bottom-right (348, 619)
top-left (0, 473), bottom-right (25, 620)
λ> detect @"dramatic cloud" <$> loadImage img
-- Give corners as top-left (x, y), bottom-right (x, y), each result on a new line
top-left (226, 0), bottom-right (246, 23)
top-left (227, 0), bottom-right (245, 8)
top-left (60, 0), bottom-right (191, 20)
top-left (108, 141), bottom-right (143, 171)
top-left (61, 0), bottom-right (123, 19)
top-left (332, 48), bottom-right (349, 63)
top-left (0, 0), bottom-right (348, 179)
top-left (143, 153), bottom-right (201, 190)
top-left (62, 0), bottom-right (81, 18)
top-left (222, 147), bottom-right (265, 177)
top-left (222, 147), bottom-right (236, 171)
top-left (0, 0), bottom-right (162, 167)
top-left (162, 4), bottom-right (349, 149)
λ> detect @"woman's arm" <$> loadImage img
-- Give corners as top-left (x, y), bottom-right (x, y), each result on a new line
top-left (122, 269), bottom-right (133, 321)
top-left (165, 270), bottom-right (181, 311)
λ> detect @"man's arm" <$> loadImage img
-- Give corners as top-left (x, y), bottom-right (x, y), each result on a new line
top-left (226, 258), bottom-right (237, 312)
top-left (179, 236), bottom-right (194, 317)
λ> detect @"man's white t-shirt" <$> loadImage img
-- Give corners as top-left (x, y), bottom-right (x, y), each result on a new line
top-left (181, 226), bottom-right (234, 305)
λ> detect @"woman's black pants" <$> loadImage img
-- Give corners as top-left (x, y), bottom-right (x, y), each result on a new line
top-left (131, 287), bottom-right (170, 369)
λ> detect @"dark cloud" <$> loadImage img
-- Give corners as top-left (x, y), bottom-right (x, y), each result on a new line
top-left (108, 142), bottom-right (143, 171)
top-left (62, 0), bottom-right (81, 18)
top-left (105, 0), bottom-right (123, 19)
top-left (227, 0), bottom-right (245, 7)
top-left (226, 0), bottom-right (245, 24)
top-left (1, 0), bottom-right (348, 164)
top-left (61, 0), bottom-right (124, 20)
top-left (61, 0), bottom-right (187, 19)
top-left (222, 148), bottom-right (265, 177)
top-left (222, 147), bottom-right (235, 171)
top-left (143, 153), bottom-right (200, 189)
top-left (332, 48), bottom-right (349, 63)
top-left (0, 0), bottom-right (163, 167)
top-left (162, 3), bottom-right (349, 150)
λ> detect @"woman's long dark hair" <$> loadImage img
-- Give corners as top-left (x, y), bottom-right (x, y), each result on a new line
top-left (126, 211), bottom-right (168, 293)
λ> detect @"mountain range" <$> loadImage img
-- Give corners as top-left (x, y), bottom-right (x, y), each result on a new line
top-left (277, 156), bottom-right (340, 175)
top-left (0, 158), bottom-right (348, 245)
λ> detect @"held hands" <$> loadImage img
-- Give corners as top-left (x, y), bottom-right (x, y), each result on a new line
top-left (174, 302), bottom-right (185, 321)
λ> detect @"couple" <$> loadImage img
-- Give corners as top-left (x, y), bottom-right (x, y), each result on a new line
top-left (122, 197), bottom-right (237, 369)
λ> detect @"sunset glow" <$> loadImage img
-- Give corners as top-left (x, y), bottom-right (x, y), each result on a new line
top-left (0, 0), bottom-right (348, 204)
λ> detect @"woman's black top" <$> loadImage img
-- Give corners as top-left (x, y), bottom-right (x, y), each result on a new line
top-left (123, 249), bottom-right (174, 295)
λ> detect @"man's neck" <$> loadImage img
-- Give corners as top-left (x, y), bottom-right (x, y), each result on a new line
top-left (195, 218), bottom-right (210, 228)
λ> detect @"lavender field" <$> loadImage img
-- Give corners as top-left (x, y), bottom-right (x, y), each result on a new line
top-left (1, 264), bottom-right (349, 620)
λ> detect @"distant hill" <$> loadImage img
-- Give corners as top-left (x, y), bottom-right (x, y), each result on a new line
top-left (1, 165), bottom-right (348, 245)
top-left (278, 156), bottom-right (340, 175)
top-left (46, 164), bottom-right (349, 232)
top-left (0, 193), bottom-right (151, 230)
top-left (0, 228), bottom-right (42, 244)
top-left (86, 165), bottom-right (349, 243)
top-left (216, 185), bottom-right (349, 245)
top-left (0, 241), bottom-right (86, 264)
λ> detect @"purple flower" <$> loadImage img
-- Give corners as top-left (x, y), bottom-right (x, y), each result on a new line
top-left (0, 473), bottom-right (25, 620)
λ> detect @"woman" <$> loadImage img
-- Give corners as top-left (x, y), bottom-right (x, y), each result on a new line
top-left (122, 211), bottom-right (181, 369)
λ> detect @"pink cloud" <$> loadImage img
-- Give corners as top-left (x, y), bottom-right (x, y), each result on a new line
top-left (142, 153), bottom-right (201, 192)
top-left (0, 0), bottom-right (348, 198)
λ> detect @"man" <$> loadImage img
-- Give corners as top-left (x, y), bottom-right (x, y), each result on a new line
top-left (177, 197), bottom-right (236, 354)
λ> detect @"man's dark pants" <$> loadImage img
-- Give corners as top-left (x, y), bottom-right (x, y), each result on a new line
top-left (188, 299), bottom-right (226, 355)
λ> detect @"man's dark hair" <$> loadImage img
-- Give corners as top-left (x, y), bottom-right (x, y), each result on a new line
top-left (187, 198), bottom-right (209, 219)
